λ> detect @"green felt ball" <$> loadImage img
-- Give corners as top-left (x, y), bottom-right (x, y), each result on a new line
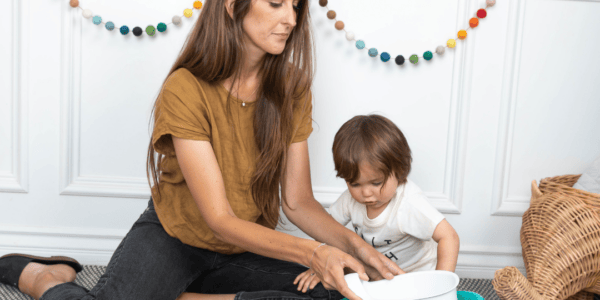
top-left (409, 54), bottom-right (419, 64)
top-left (146, 25), bottom-right (156, 36)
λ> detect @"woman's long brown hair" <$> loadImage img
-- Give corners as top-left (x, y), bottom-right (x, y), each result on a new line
top-left (147, 0), bottom-right (314, 228)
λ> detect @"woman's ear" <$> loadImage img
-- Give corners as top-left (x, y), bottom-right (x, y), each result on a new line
top-left (225, 0), bottom-right (235, 19)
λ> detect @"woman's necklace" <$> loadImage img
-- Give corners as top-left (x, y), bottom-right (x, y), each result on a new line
top-left (318, 0), bottom-right (496, 65)
top-left (239, 85), bottom-right (259, 107)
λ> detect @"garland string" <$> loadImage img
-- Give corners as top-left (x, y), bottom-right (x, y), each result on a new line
top-left (69, 0), bottom-right (203, 37)
top-left (318, 0), bottom-right (496, 65)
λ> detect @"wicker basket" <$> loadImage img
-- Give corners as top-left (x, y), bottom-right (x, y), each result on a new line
top-left (492, 175), bottom-right (600, 300)
top-left (538, 174), bottom-right (600, 218)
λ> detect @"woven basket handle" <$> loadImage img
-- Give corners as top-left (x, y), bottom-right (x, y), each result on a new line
top-left (531, 180), bottom-right (543, 203)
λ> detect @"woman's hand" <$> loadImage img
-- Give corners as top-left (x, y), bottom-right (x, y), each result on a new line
top-left (310, 245), bottom-right (370, 300)
top-left (293, 269), bottom-right (321, 293)
top-left (353, 244), bottom-right (405, 281)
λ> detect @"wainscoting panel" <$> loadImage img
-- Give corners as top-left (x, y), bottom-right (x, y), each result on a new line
top-left (0, 0), bottom-right (28, 193)
top-left (1, 0), bottom-right (599, 281)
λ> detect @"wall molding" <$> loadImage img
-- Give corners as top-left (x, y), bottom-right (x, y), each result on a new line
top-left (0, 225), bottom-right (126, 266)
top-left (429, 0), bottom-right (477, 215)
top-left (0, 225), bottom-right (523, 279)
top-left (0, 0), bottom-right (28, 193)
top-left (58, 0), bottom-right (472, 207)
top-left (490, 0), bottom-right (530, 216)
top-left (58, 2), bottom-right (151, 199)
top-left (489, 0), bottom-right (597, 217)
top-left (316, 0), bottom-right (478, 215)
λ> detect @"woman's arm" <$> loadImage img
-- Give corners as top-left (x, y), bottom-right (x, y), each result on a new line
top-left (173, 137), bottom-right (368, 299)
top-left (431, 219), bottom-right (460, 272)
top-left (280, 141), bottom-right (404, 281)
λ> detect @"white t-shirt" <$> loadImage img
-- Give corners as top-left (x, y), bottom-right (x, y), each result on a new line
top-left (329, 179), bottom-right (445, 272)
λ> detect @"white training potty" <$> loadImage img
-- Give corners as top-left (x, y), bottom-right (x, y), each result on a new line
top-left (344, 270), bottom-right (459, 300)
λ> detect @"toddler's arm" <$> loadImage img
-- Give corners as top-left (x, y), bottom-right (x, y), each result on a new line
top-left (431, 219), bottom-right (460, 272)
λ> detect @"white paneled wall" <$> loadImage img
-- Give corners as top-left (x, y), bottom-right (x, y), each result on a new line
top-left (0, 0), bottom-right (28, 194)
top-left (1, 0), bottom-right (599, 280)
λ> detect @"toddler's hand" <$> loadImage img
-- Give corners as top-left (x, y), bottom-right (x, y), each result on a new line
top-left (293, 269), bottom-right (321, 293)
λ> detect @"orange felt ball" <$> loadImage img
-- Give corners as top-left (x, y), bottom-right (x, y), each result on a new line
top-left (335, 20), bottom-right (344, 30)
top-left (469, 17), bottom-right (479, 28)
top-left (69, 0), bottom-right (79, 7)
top-left (457, 30), bottom-right (467, 40)
top-left (193, 1), bottom-right (203, 9)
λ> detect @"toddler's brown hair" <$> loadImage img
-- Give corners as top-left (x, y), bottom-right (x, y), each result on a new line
top-left (332, 114), bottom-right (412, 187)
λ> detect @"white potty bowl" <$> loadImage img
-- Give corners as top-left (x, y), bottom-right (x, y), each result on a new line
top-left (345, 271), bottom-right (459, 300)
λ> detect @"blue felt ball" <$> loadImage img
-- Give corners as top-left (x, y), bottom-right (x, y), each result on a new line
top-left (120, 25), bottom-right (129, 35)
top-left (380, 52), bottom-right (391, 62)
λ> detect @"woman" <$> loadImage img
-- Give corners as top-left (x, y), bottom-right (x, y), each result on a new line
top-left (0, 0), bottom-right (403, 299)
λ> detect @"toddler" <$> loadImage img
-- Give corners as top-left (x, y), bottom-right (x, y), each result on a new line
top-left (294, 114), bottom-right (460, 292)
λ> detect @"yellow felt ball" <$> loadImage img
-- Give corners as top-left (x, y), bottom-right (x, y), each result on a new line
top-left (193, 1), bottom-right (203, 9)
top-left (447, 39), bottom-right (456, 48)
top-left (184, 8), bottom-right (193, 18)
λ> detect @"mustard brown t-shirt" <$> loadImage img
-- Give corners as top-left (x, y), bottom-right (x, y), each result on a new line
top-left (151, 68), bottom-right (313, 254)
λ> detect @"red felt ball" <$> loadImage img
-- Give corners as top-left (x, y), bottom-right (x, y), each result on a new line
top-left (477, 9), bottom-right (487, 18)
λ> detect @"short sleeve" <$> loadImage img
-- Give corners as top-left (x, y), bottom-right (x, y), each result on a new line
top-left (397, 193), bottom-right (445, 241)
top-left (152, 69), bottom-right (211, 155)
top-left (328, 190), bottom-right (352, 226)
top-left (291, 91), bottom-right (313, 143)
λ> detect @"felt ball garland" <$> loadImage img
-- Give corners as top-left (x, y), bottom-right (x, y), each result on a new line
top-left (319, 0), bottom-right (495, 65)
top-left (69, 0), bottom-right (203, 38)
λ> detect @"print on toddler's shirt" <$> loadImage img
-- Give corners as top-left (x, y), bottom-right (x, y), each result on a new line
top-left (335, 180), bottom-right (444, 272)
top-left (354, 226), bottom-right (400, 261)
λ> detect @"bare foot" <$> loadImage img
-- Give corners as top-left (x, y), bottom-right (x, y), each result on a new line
top-left (18, 262), bottom-right (77, 300)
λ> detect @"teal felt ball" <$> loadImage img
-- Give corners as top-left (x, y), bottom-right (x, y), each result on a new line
top-left (423, 51), bottom-right (433, 61)
top-left (157, 22), bottom-right (167, 32)
top-left (92, 16), bottom-right (102, 25)
top-left (105, 22), bottom-right (115, 31)
top-left (368, 48), bottom-right (378, 57)
top-left (355, 40), bottom-right (365, 50)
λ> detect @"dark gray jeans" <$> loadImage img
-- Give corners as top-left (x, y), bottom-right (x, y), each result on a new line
top-left (41, 199), bottom-right (342, 300)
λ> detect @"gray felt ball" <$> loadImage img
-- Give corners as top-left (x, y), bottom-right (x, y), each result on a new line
top-left (172, 16), bottom-right (182, 26)
top-left (436, 46), bottom-right (445, 55)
